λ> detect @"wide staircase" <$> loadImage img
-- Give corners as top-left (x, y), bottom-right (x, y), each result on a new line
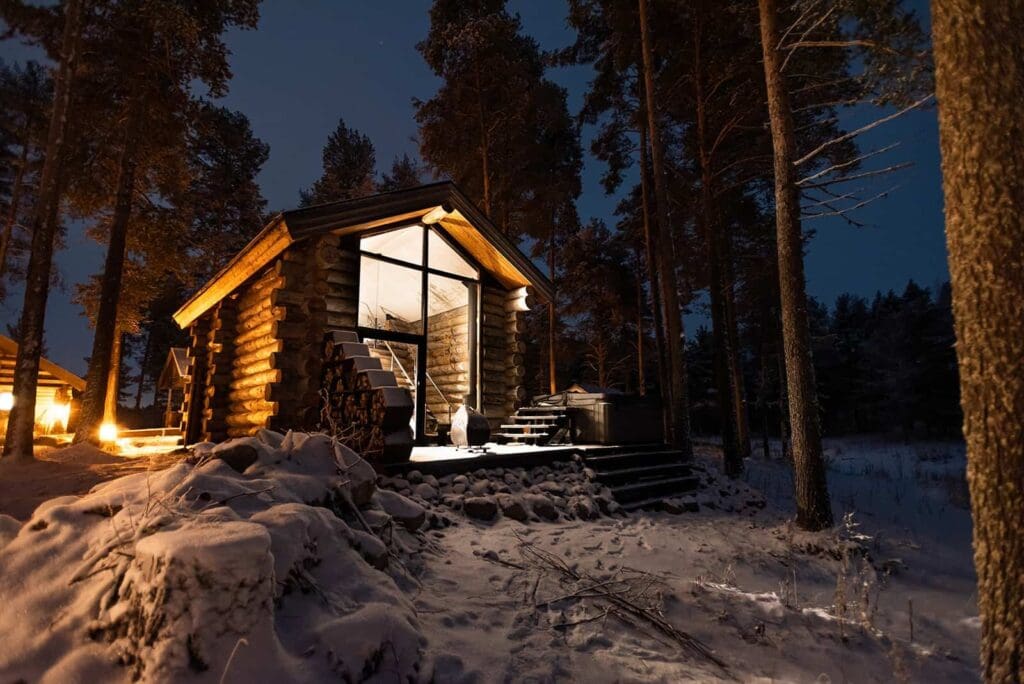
top-left (579, 445), bottom-right (698, 511)
top-left (496, 406), bottom-right (571, 445)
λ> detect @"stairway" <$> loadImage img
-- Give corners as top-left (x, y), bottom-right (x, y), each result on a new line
top-left (579, 445), bottom-right (699, 511)
top-left (495, 406), bottom-right (570, 445)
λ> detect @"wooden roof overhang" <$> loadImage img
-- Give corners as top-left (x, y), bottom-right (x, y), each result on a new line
top-left (0, 335), bottom-right (86, 391)
top-left (173, 182), bottom-right (553, 329)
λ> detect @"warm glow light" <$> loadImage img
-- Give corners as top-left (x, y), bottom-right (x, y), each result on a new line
top-left (43, 402), bottom-right (71, 432)
top-left (0, 392), bottom-right (13, 411)
top-left (99, 423), bottom-right (118, 443)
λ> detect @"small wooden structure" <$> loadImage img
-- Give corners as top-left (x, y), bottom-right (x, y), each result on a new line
top-left (156, 347), bottom-right (190, 428)
top-left (0, 334), bottom-right (84, 435)
top-left (173, 182), bottom-right (551, 460)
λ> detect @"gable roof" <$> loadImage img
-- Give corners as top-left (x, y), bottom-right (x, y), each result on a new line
top-left (157, 347), bottom-right (191, 389)
top-left (174, 182), bottom-right (553, 328)
top-left (0, 335), bottom-right (86, 391)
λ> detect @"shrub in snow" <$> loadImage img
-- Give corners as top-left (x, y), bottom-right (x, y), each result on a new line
top-left (0, 431), bottom-right (434, 683)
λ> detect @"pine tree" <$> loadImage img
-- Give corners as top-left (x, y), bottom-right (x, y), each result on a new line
top-left (0, 60), bottom-right (51, 299)
top-left (757, 0), bottom-right (833, 530)
top-left (377, 153), bottom-right (424, 192)
top-left (70, 0), bottom-right (260, 444)
top-left (1, 0), bottom-right (85, 461)
top-left (638, 0), bottom-right (692, 454)
top-left (186, 102), bottom-right (269, 282)
top-left (300, 118), bottom-right (376, 206)
top-left (933, 3), bottom-right (1024, 677)
top-left (416, 0), bottom-right (581, 399)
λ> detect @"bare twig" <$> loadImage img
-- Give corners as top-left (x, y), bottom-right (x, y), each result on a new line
top-left (797, 142), bottom-right (901, 185)
top-left (803, 185), bottom-right (900, 220)
top-left (800, 162), bottom-right (913, 189)
top-left (794, 94), bottom-right (933, 166)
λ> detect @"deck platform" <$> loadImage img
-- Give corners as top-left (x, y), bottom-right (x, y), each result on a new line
top-left (380, 442), bottom-right (668, 476)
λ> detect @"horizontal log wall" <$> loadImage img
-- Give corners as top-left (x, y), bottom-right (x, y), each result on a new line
top-left (182, 315), bottom-right (212, 444)
top-left (200, 296), bottom-right (239, 442)
top-left (225, 264), bottom-right (283, 437)
top-left (425, 304), bottom-right (469, 425)
top-left (269, 234), bottom-right (360, 432)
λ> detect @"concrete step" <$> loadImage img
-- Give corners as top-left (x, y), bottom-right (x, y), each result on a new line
top-left (609, 475), bottom-right (699, 504)
top-left (500, 423), bottom-right (557, 431)
top-left (592, 462), bottom-right (692, 487)
top-left (581, 449), bottom-right (683, 470)
top-left (512, 415), bottom-right (564, 422)
top-left (494, 432), bottom-right (547, 440)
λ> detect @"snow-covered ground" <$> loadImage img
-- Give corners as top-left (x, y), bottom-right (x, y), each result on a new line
top-left (0, 433), bottom-right (978, 682)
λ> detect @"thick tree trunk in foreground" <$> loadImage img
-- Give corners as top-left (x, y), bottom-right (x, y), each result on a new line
top-left (757, 0), bottom-right (832, 530)
top-left (638, 0), bottom-right (692, 456)
top-left (2, 0), bottom-right (84, 461)
top-left (75, 105), bottom-right (142, 444)
top-left (932, 2), bottom-right (1024, 679)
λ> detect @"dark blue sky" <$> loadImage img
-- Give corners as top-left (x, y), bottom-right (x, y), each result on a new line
top-left (0, 0), bottom-right (947, 377)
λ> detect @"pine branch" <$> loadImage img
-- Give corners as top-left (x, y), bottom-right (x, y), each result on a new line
top-left (780, 4), bottom-right (838, 72)
top-left (783, 40), bottom-right (900, 55)
top-left (802, 185), bottom-right (899, 221)
top-left (800, 162), bottom-right (913, 189)
top-left (794, 94), bottom-right (933, 166)
top-left (776, 0), bottom-right (825, 50)
top-left (797, 142), bottom-right (901, 185)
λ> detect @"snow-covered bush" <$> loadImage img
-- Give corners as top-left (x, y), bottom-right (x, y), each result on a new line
top-left (0, 431), bottom-right (435, 683)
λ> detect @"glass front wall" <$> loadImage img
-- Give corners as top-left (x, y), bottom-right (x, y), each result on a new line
top-left (357, 224), bottom-right (480, 440)
top-left (357, 255), bottom-right (422, 332)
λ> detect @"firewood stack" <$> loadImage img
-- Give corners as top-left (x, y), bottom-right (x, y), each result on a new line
top-left (319, 330), bottom-right (414, 463)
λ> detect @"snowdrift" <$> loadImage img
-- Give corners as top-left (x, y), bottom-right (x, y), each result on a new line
top-left (0, 431), bottom-right (432, 683)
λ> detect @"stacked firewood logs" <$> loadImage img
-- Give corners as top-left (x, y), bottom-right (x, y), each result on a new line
top-left (319, 330), bottom-right (414, 463)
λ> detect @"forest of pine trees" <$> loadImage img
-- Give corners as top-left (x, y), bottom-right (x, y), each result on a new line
top-left (1, 0), bottom-right (1022, 676)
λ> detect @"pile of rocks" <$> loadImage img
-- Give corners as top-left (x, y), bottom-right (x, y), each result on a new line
top-left (379, 460), bottom-right (623, 523)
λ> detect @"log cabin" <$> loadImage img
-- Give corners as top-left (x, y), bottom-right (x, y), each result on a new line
top-left (173, 182), bottom-right (550, 462)
top-left (0, 334), bottom-right (83, 436)
top-left (156, 347), bottom-right (190, 429)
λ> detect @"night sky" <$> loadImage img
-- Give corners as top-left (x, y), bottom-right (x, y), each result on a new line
top-left (0, 0), bottom-right (947, 379)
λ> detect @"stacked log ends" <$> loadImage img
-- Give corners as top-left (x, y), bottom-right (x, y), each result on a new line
top-left (319, 329), bottom-right (413, 464)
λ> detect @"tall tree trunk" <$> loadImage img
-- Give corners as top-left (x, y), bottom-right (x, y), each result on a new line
top-left (758, 346), bottom-right (771, 459)
top-left (757, 0), bottom-right (832, 530)
top-left (74, 102), bottom-right (143, 444)
top-left (0, 141), bottom-right (31, 286)
top-left (692, 9), bottom-right (741, 476)
top-left (134, 328), bottom-right (152, 410)
top-left (2, 0), bottom-right (85, 461)
top-left (932, 3), bottom-right (1024, 679)
top-left (638, 0), bottom-right (692, 456)
top-left (639, 122), bottom-right (668, 434)
top-left (102, 324), bottom-right (122, 427)
top-left (634, 248), bottom-right (646, 396)
top-left (473, 63), bottom-right (491, 217)
top-left (548, 227), bottom-right (557, 394)
top-left (721, 227), bottom-right (751, 458)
